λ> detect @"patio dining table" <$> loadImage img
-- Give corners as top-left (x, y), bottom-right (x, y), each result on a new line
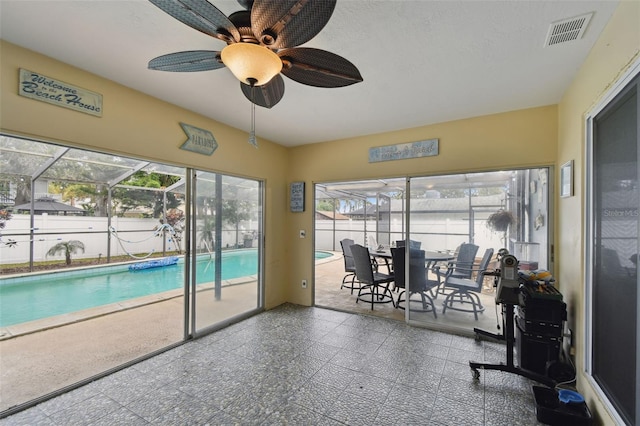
top-left (370, 248), bottom-right (455, 272)
top-left (372, 248), bottom-right (454, 261)
top-left (424, 251), bottom-right (456, 267)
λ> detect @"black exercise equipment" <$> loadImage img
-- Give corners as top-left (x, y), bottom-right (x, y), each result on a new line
top-left (469, 251), bottom-right (561, 388)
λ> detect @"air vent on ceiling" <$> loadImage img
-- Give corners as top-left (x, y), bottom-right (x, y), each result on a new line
top-left (544, 12), bottom-right (593, 47)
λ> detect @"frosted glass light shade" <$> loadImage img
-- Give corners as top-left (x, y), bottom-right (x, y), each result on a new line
top-left (221, 43), bottom-right (282, 86)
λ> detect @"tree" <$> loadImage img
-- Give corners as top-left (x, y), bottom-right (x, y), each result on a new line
top-left (0, 209), bottom-right (12, 229)
top-left (0, 175), bottom-right (31, 206)
top-left (437, 188), bottom-right (469, 199)
top-left (198, 216), bottom-right (216, 250)
top-left (49, 182), bottom-right (108, 216)
top-left (223, 199), bottom-right (252, 247)
top-left (160, 208), bottom-right (185, 253)
top-left (112, 172), bottom-right (182, 217)
top-left (316, 200), bottom-right (335, 211)
top-left (195, 200), bottom-right (255, 249)
top-left (436, 186), bottom-right (505, 199)
top-left (49, 171), bottom-right (182, 218)
top-left (0, 135), bottom-right (43, 206)
top-left (46, 240), bottom-right (85, 265)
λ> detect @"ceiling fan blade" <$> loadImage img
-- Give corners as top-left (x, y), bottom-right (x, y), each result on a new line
top-left (237, 0), bottom-right (253, 10)
top-left (148, 50), bottom-right (225, 72)
top-left (240, 75), bottom-right (285, 109)
top-left (279, 48), bottom-right (363, 88)
top-left (250, 0), bottom-right (336, 49)
top-left (149, 0), bottom-right (239, 42)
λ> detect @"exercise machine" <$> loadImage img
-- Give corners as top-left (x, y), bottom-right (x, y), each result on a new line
top-left (469, 250), bottom-right (557, 388)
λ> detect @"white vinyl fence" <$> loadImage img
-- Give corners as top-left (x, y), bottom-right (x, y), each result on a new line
top-left (0, 215), bottom-right (257, 264)
top-left (316, 218), bottom-right (505, 256)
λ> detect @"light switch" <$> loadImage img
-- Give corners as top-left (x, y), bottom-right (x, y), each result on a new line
top-left (299, 230), bottom-right (306, 238)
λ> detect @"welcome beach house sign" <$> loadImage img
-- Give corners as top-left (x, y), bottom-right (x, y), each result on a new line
top-left (369, 138), bottom-right (439, 163)
top-left (18, 69), bottom-right (103, 117)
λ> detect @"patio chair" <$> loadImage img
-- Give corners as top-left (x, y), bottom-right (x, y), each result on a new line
top-left (441, 248), bottom-right (494, 320)
top-left (433, 243), bottom-right (479, 298)
top-left (391, 246), bottom-right (438, 317)
top-left (339, 238), bottom-right (361, 294)
top-left (351, 244), bottom-right (395, 310)
top-left (396, 239), bottom-right (422, 249)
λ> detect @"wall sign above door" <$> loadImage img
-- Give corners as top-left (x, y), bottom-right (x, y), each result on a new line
top-left (179, 123), bottom-right (218, 156)
top-left (369, 138), bottom-right (439, 163)
top-left (18, 68), bottom-right (103, 117)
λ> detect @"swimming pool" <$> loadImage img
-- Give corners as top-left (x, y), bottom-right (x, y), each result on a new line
top-left (315, 251), bottom-right (333, 260)
top-left (0, 250), bottom-right (335, 327)
top-left (0, 250), bottom-right (259, 327)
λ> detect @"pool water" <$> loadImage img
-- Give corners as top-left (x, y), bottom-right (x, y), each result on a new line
top-left (315, 251), bottom-right (333, 260)
top-left (0, 250), bottom-right (258, 327)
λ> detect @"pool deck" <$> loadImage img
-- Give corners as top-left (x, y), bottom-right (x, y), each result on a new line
top-left (0, 276), bottom-right (259, 413)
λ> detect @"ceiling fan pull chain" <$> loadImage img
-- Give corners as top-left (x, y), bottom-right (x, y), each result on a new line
top-left (249, 84), bottom-right (258, 148)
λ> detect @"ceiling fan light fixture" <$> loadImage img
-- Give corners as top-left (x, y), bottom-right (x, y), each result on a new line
top-left (221, 43), bottom-right (282, 86)
top-left (148, 0), bottom-right (362, 108)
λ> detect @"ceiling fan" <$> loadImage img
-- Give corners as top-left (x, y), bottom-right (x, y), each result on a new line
top-left (148, 0), bottom-right (364, 109)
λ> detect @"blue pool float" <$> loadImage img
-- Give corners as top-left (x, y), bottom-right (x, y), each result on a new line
top-left (129, 256), bottom-right (179, 271)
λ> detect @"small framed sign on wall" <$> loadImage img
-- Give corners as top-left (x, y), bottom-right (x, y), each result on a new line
top-left (560, 160), bottom-right (574, 198)
top-left (290, 182), bottom-right (305, 212)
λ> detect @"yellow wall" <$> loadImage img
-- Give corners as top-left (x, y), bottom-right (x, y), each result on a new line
top-left (0, 40), bottom-right (290, 309)
top-left (287, 105), bottom-right (558, 304)
top-left (557, 1), bottom-right (640, 424)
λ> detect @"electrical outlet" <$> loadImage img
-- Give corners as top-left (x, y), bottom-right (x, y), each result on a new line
top-left (301, 279), bottom-right (307, 288)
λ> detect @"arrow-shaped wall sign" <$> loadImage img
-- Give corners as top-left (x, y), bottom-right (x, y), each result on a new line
top-left (179, 123), bottom-right (218, 156)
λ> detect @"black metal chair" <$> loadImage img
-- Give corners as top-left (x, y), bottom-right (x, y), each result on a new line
top-left (351, 244), bottom-right (395, 310)
top-left (391, 246), bottom-right (438, 317)
top-left (339, 238), bottom-right (361, 294)
top-left (441, 248), bottom-right (494, 320)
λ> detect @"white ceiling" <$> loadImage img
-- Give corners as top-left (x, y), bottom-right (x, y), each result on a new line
top-left (0, 0), bottom-right (619, 147)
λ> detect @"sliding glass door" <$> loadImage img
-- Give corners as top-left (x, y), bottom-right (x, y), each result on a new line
top-left (407, 169), bottom-right (551, 332)
top-left (587, 72), bottom-right (639, 425)
top-left (0, 136), bottom-right (265, 414)
top-left (191, 171), bottom-right (263, 334)
top-left (314, 168), bottom-right (551, 335)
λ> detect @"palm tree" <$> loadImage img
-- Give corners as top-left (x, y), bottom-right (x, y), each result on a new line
top-left (197, 217), bottom-right (216, 251)
top-left (46, 240), bottom-right (85, 265)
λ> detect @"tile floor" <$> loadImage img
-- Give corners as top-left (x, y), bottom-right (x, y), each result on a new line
top-left (1, 304), bottom-right (545, 425)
